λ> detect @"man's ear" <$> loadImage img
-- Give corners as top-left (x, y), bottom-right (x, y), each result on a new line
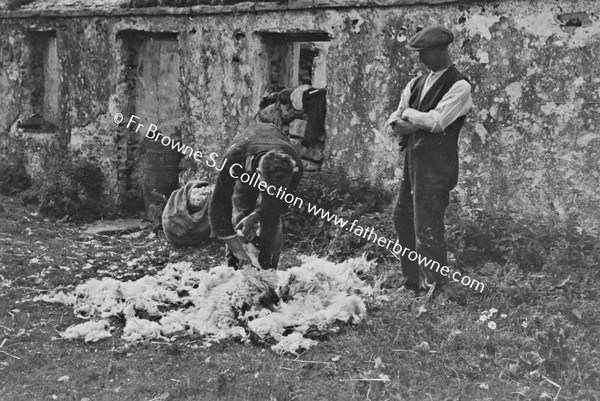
top-left (289, 158), bottom-right (299, 173)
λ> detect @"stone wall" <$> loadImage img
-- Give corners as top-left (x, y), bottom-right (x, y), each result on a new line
top-left (0, 0), bottom-right (599, 228)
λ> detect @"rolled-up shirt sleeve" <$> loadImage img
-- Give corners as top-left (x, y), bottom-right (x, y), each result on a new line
top-left (395, 77), bottom-right (419, 116)
top-left (402, 80), bottom-right (473, 133)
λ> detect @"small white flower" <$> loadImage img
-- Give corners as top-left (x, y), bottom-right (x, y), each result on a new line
top-left (488, 308), bottom-right (498, 315)
top-left (479, 315), bottom-right (488, 322)
top-left (522, 321), bottom-right (528, 328)
top-left (487, 321), bottom-right (497, 330)
top-left (500, 313), bottom-right (507, 318)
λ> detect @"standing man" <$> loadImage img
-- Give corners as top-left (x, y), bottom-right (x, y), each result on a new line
top-left (386, 25), bottom-right (473, 292)
top-left (209, 122), bottom-right (303, 270)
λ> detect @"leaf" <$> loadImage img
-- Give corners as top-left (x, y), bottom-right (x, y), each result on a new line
top-left (521, 351), bottom-right (545, 367)
top-left (149, 392), bottom-right (170, 401)
top-left (416, 341), bottom-right (430, 352)
top-left (378, 373), bottom-right (390, 381)
top-left (571, 308), bottom-right (582, 320)
top-left (554, 275), bottom-right (571, 288)
top-left (449, 329), bottom-right (461, 337)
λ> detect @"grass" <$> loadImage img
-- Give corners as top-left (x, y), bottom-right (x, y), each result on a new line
top-left (1, 193), bottom-right (599, 401)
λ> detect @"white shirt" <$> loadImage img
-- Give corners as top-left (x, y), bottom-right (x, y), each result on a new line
top-left (394, 66), bottom-right (473, 134)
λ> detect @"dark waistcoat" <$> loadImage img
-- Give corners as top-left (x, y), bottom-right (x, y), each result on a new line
top-left (408, 65), bottom-right (468, 149)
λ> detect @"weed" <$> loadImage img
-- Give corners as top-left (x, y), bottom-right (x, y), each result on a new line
top-left (446, 204), bottom-right (600, 272)
top-left (21, 140), bottom-right (105, 221)
top-left (284, 167), bottom-right (394, 260)
top-left (0, 139), bottom-right (31, 196)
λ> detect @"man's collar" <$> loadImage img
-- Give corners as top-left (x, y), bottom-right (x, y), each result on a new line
top-left (429, 64), bottom-right (452, 77)
top-left (246, 151), bottom-right (268, 173)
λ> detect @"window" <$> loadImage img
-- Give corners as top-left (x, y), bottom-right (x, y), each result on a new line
top-left (260, 31), bottom-right (330, 92)
top-left (258, 31), bottom-right (331, 173)
top-left (19, 31), bottom-right (60, 131)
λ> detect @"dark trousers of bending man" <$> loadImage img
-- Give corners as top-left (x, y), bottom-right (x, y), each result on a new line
top-left (386, 25), bottom-right (473, 292)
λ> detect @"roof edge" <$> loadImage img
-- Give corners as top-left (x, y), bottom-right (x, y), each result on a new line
top-left (0, 0), bottom-right (485, 19)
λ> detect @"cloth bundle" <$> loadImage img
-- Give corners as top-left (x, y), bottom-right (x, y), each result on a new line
top-left (162, 181), bottom-right (213, 246)
top-left (257, 85), bottom-right (327, 147)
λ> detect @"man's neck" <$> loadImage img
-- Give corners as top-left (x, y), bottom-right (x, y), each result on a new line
top-left (430, 62), bottom-right (452, 73)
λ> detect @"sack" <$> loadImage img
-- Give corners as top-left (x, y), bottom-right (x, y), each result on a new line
top-left (162, 181), bottom-right (213, 246)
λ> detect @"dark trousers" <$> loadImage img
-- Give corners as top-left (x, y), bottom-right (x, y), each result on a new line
top-left (226, 180), bottom-right (283, 270)
top-left (393, 142), bottom-right (458, 289)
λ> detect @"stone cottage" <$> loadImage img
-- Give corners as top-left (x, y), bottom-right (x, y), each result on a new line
top-left (0, 0), bottom-right (599, 228)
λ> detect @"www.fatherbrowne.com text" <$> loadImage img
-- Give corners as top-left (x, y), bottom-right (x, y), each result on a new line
top-left (116, 113), bottom-right (485, 293)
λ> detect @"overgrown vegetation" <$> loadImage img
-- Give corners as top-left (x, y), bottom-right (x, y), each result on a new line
top-left (0, 144), bottom-right (31, 196)
top-left (287, 169), bottom-right (600, 275)
top-left (446, 204), bottom-right (599, 272)
top-left (285, 167), bottom-right (395, 260)
top-left (21, 141), bottom-right (106, 221)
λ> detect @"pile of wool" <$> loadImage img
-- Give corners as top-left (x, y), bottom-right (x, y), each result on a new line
top-left (248, 255), bottom-right (376, 352)
top-left (36, 254), bottom-right (378, 354)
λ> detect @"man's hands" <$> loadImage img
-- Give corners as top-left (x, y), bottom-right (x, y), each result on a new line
top-left (235, 212), bottom-right (260, 242)
top-left (224, 235), bottom-right (253, 269)
top-left (386, 109), bottom-right (420, 151)
top-left (386, 109), bottom-right (404, 127)
top-left (223, 212), bottom-right (261, 269)
top-left (386, 109), bottom-right (420, 137)
top-left (390, 120), bottom-right (420, 136)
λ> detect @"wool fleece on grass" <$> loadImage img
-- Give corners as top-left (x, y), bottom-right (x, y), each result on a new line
top-left (35, 254), bottom-right (378, 355)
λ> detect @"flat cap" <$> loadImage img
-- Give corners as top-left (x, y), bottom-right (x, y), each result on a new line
top-left (405, 25), bottom-right (454, 51)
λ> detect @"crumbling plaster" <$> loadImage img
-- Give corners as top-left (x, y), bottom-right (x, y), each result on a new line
top-left (0, 0), bottom-right (599, 228)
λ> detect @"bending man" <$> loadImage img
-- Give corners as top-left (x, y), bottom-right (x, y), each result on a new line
top-left (209, 122), bottom-right (303, 270)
